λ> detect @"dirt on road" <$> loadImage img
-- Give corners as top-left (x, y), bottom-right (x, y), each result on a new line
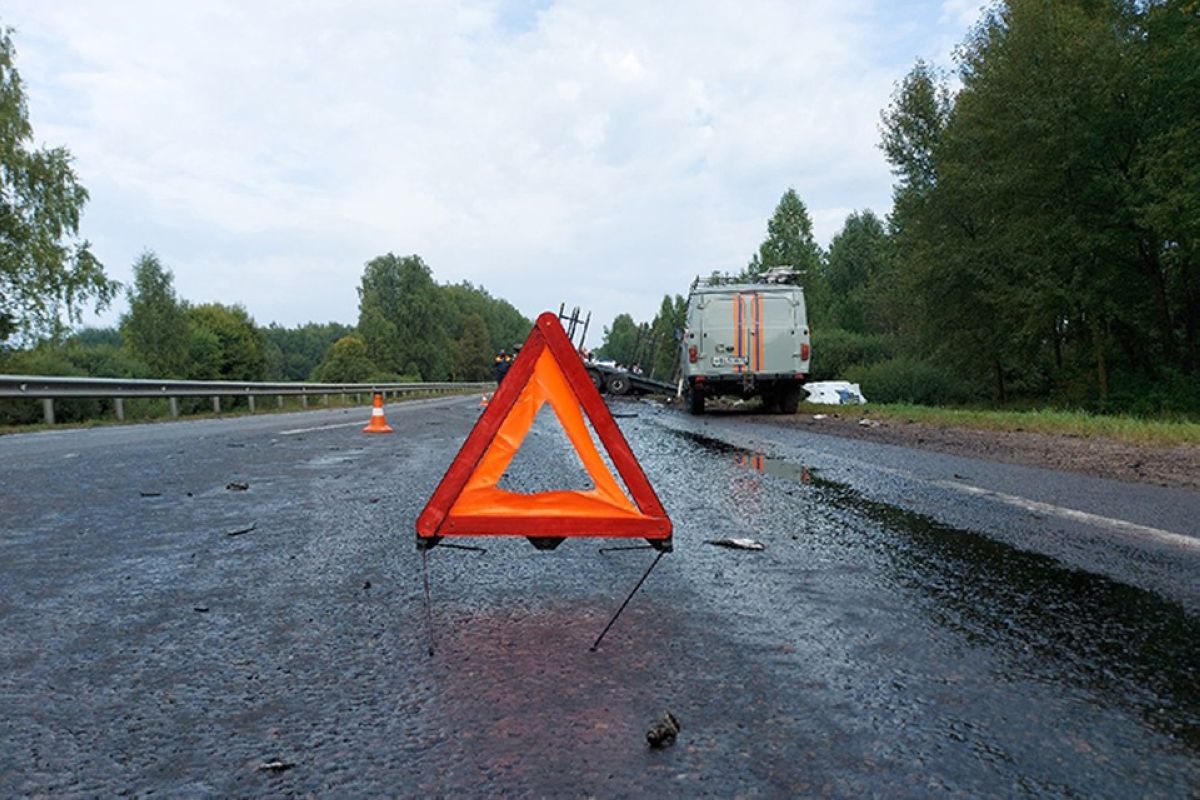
top-left (742, 410), bottom-right (1200, 491)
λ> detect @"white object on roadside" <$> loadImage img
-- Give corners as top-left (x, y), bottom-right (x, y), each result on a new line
top-left (804, 381), bottom-right (867, 405)
top-left (858, 418), bottom-right (880, 428)
top-left (812, 414), bottom-right (828, 420)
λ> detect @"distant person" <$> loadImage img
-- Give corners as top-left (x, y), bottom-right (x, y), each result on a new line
top-left (494, 349), bottom-right (509, 382)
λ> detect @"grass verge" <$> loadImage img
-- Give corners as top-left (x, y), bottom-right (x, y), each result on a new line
top-left (795, 402), bottom-right (1200, 448)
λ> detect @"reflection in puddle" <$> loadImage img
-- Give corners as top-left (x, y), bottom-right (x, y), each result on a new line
top-left (664, 424), bottom-right (1200, 751)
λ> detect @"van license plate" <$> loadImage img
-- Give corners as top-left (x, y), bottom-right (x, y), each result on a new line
top-left (712, 356), bottom-right (748, 366)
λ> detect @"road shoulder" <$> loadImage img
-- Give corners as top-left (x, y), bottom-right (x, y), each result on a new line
top-left (739, 411), bottom-right (1200, 491)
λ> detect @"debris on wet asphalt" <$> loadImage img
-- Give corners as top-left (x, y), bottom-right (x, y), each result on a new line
top-left (646, 711), bottom-right (681, 748)
top-left (705, 538), bottom-right (766, 551)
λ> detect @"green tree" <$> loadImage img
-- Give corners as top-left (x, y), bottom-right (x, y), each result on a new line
top-left (120, 252), bottom-right (191, 377)
top-left (880, 58), bottom-right (1014, 400)
top-left (875, 0), bottom-right (1200, 412)
top-left (596, 313), bottom-right (639, 365)
top-left (262, 321), bottom-right (354, 380)
top-left (1137, 0), bottom-right (1200, 373)
top-left (0, 28), bottom-right (117, 343)
top-left (186, 303), bottom-right (266, 381)
top-left (879, 59), bottom-right (951, 201)
top-left (746, 188), bottom-right (823, 278)
top-left (825, 210), bottom-right (890, 333)
top-left (442, 281), bottom-right (532, 353)
top-left (62, 327), bottom-right (150, 379)
top-left (357, 253), bottom-right (450, 380)
top-left (451, 313), bottom-right (493, 381)
top-left (646, 294), bottom-right (686, 380)
top-left (310, 334), bottom-right (376, 382)
top-left (941, 0), bottom-right (1171, 401)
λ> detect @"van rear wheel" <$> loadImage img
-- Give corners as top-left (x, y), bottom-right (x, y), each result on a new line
top-left (778, 384), bottom-right (802, 414)
top-left (686, 384), bottom-right (705, 415)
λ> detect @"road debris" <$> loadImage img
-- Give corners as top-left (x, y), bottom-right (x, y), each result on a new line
top-left (257, 760), bottom-right (295, 773)
top-left (705, 538), bottom-right (765, 551)
top-left (646, 711), bottom-right (681, 748)
top-left (812, 414), bottom-right (828, 420)
top-left (193, 605), bottom-right (209, 613)
top-left (139, 491), bottom-right (162, 497)
top-left (226, 523), bottom-right (257, 537)
top-left (858, 418), bottom-right (880, 428)
top-left (804, 381), bottom-right (867, 405)
top-left (225, 482), bottom-right (249, 491)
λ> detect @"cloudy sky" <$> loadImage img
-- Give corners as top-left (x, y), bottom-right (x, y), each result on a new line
top-left (5, 1), bottom-right (984, 343)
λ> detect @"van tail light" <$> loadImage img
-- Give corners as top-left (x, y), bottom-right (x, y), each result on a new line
top-left (800, 342), bottom-right (810, 361)
top-left (688, 345), bottom-right (698, 363)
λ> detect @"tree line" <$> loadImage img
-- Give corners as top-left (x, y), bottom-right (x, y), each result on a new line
top-left (597, 0), bottom-right (1198, 415)
top-left (0, 249), bottom-right (528, 423)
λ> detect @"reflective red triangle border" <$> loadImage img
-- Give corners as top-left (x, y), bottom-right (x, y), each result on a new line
top-left (416, 312), bottom-right (672, 549)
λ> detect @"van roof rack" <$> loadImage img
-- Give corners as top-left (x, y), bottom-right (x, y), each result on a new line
top-left (691, 266), bottom-right (802, 290)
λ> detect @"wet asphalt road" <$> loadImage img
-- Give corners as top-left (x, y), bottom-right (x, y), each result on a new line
top-left (1, 396), bottom-right (1197, 798)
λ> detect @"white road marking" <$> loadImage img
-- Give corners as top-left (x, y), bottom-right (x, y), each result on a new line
top-left (808, 450), bottom-right (1197, 550)
top-left (279, 420), bottom-right (366, 435)
top-left (935, 480), bottom-right (1199, 551)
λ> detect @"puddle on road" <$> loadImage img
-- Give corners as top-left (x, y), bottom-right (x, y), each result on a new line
top-left (663, 426), bottom-right (1200, 751)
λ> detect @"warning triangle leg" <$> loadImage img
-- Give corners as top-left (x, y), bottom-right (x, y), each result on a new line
top-left (419, 543), bottom-right (487, 656)
top-left (589, 550), bottom-right (667, 652)
top-left (421, 548), bottom-right (435, 656)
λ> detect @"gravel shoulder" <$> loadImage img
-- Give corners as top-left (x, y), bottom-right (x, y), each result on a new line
top-left (734, 409), bottom-right (1200, 491)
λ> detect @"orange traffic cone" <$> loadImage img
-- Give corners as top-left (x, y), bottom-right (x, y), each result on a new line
top-left (363, 392), bottom-right (394, 434)
top-left (479, 393), bottom-right (490, 408)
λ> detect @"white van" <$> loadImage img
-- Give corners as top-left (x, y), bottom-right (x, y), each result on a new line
top-left (681, 275), bottom-right (811, 415)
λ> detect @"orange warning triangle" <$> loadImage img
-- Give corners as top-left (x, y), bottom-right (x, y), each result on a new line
top-left (416, 312), bottom-right (671, 547)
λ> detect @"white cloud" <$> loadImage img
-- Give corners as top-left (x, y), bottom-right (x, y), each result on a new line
top-left (4, 0), bottom-right (977, 340)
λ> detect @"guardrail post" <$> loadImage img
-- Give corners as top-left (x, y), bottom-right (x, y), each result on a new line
top-left (114, 398), bottom-right (125, 422)
top-left (301, 394), bottom-right (308, 408)
top-left (322, 394), bottom-right (329, 406)
top-left (212, 396), bottom-right (220, 414)
top-left (169, 397), bottom-right (179, 418)
top-left (277, 395), bottom-right (284, 409)
top-left (248, 395), bottom-right (256, 413)
top-left (42, 398), bottom-right (54, 425)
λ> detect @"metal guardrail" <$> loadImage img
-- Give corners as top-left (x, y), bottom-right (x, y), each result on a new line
top-left (0, 374), bottom-right (493, 425)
